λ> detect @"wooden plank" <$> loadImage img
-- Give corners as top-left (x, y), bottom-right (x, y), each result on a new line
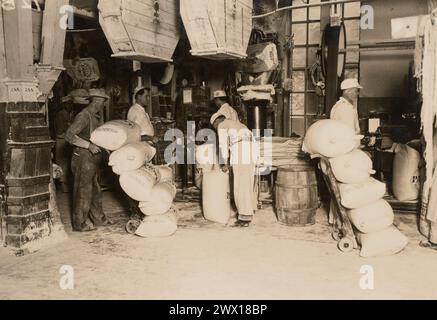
top-left (41, 0), bottom-right (69, 67)
top-left (122, 10), bottom-right (179, 39)
top-left (123, 0), bottom-right (179, 25)
top-left (2, 4), bottom-right (34, 80)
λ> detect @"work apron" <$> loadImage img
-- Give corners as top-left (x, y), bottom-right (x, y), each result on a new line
top-left (230, 138), bottom-right (257, 221)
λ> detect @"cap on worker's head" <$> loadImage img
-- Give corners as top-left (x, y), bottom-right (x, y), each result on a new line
top-left (210, 112), bottom-right (226, 125)
top-left (88, 88), bottom-right (109, 100)
top-left (61, 95), bottom-right (73, 103)
top-left (134, 86), bottom-right (149, 97)
top-left (341, 78), bottom-right (363, 90)
top-left (68, 89), bottom-right (90, 105)
top-left (213, 90), bottom-right (227, 99)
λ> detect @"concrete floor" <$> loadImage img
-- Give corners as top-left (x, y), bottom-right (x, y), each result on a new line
top-left (0, 189), bottom-right (436, 300)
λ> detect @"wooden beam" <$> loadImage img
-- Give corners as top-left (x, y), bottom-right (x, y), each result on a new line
top-left (2, 4), bottom-right (34, 80)
top-left (41, 0), bottom-right (69, 67)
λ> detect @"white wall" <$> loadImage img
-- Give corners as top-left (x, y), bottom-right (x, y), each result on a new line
top-left (360, 0), bottom-right (428, 98)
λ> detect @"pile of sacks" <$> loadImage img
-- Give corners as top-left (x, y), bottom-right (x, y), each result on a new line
top-left (303, 119), bottom-right (408, 258)
top-left (90, 120), bottom-right (178, 238)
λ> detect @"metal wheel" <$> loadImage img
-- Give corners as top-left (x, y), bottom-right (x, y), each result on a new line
top-left (338, 237), bottom-right (354, 253)
top-left (331, 230), bottom-right (341, 241)
top-left (126, 220), bottom-right (140, 234)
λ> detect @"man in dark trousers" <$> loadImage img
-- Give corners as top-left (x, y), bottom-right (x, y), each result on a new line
top-left (65, 89), bottom-right (114, 232)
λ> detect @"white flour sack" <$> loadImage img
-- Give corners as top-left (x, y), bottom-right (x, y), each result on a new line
top-left (329, 149), bottom-right (375, 184)
top-left (347, 199), bottom-right (394, 233)
top-left (135, 210), bottom-right (178, 238)
top-left (357, 225), bottom-right (409, 258)
top-left (393, 144), bottom-right (421, 201)
top-left (90, 120), bottom-right (141, 151)
top-left (109, 142), bottom-right (156, 175)
top-left (302, 119), bottom-right (362, 158)
top-left (155, 165), bottom-right (174, 183)
top-left (119, 166), bottom-right (158, 201)
top-left (138, 182), bottom-right (177, 216)
top-left (338, 178), bottom-right (386, 209)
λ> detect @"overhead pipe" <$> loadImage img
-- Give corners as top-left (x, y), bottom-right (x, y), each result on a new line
top-left (252, 0), bottom-right (361, 19)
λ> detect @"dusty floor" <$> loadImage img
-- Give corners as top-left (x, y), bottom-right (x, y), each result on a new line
top-left (0, 188), bottom-right (436, 300)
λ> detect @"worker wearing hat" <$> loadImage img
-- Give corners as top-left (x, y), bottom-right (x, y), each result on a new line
top-left (127, 86), bottom-right (155, 139)
top-left (211, 90), bottom-right (240, 124)
top-left (329, 79), bottom-right (363, 226)
top-left (211, 111), bottom-right (258, 228)
top-left (330, 78), bottom-right (363, 134)
top-left (54, 95), bottom-right (74, 192)
top-left (65, 88), bottom-right (114, 232)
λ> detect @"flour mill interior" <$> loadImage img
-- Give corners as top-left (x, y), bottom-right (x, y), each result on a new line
top-left (1, 0), bottom-right (437, 301)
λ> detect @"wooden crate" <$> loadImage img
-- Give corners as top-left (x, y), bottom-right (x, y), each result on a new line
top-left (180, 0), bottom-right (253, 60)
top-left (98, 0), bottom-right (180, 63)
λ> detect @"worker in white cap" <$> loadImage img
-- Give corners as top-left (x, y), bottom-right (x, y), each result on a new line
top-left (211, 90), bottom-right (240, 124)
top-left (65, 88), bottom-right (114, 232)
top-left (127, 86), bottom-right (155, 140)
top-left (330, 78), bottom-right (363, 134)
top-left (329, 79), bottom-right (363, 226)
top-left (211, 112), bottom-right (258, 227)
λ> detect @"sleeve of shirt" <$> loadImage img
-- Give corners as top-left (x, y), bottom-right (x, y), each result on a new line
top-left (218, 127), bottom-right (229, 164)
top-left (331, 106), bottom-right (357, 130)
top-left (65, 113), bottom-right (91, 149)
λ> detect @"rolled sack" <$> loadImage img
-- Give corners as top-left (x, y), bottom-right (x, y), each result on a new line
top-left (91, 120), bottom-right (141, 151)
top-left (302, 119), bottom-right (363, 158)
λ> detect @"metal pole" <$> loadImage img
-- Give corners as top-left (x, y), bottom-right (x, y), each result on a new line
top-left (252, 0), bottom-right (361, 19)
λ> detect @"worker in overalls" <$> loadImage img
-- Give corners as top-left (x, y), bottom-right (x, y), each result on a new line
top-left (54, 95), bottom-right (74, 193)
top-left (211, 112), bottom-right (258, 227)
top-left (65, 89), bottom-right (114, 232)
top-left (212, 90), bottom-right (240, 123)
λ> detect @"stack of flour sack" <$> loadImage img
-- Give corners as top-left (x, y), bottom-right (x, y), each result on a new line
top-left (303, 119), bottom-right (408, 258)
top-left (90, 120), bottom-right (178, 238)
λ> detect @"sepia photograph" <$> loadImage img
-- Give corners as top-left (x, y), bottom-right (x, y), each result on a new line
top-left (0, 0), bottom-right (436, 307)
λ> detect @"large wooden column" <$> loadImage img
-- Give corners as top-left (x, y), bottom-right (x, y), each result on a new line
top-left (0, 2), bottom-right (67, 252)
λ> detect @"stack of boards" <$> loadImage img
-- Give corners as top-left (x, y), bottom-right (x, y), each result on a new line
top-left (260, 137), bottom-right (308, 168)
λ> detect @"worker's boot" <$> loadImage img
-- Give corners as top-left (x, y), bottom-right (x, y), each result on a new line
top-left (232, 220), bottom-right (251, 228)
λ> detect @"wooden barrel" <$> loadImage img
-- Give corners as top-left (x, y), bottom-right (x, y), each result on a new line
top-left (275, 165), bottom-right (318, 227)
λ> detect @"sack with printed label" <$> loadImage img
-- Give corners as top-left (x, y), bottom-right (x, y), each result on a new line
top-left (302, 119), bottom-right (362, 158)
top-left (119, 166), bottom-right (158, 201)
top-left (109, 142), bottom-right (156, 175)
top-left (91, 120), bottom-right (141, 151)
top-left (393, 144), bottom-right (421, 201)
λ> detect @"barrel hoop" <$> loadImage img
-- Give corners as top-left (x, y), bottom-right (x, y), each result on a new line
top-left (275, 183), bottom-right (318, 189)
top-left (278, 207), bottom-right (318, 213)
